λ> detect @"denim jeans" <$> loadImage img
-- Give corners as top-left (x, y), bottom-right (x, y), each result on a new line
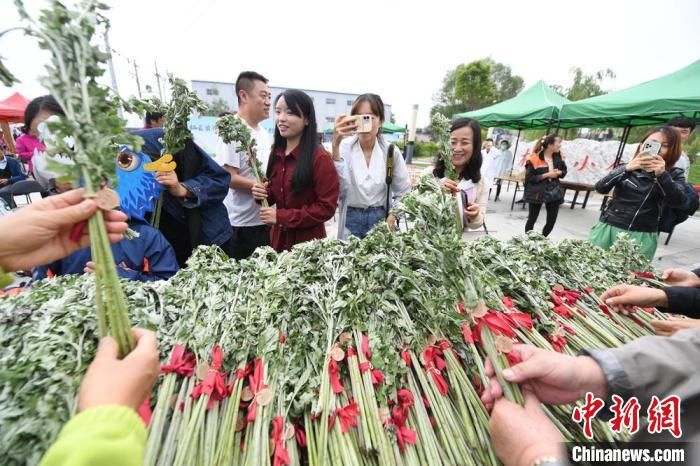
top-left (345, 206), bottom-right (386, 239)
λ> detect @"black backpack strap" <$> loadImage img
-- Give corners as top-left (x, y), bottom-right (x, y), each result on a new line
top-left (385, 144), bottom-right (395, 218)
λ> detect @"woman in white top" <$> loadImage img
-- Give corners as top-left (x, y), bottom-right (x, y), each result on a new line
top-left (434, 118), bottom-right (488, 232)
top-left (331, 94), bottom-right (411, 239)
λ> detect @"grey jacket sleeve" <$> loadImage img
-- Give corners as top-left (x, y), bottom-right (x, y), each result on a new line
top-left (582, 329), bottom-right (700, 406)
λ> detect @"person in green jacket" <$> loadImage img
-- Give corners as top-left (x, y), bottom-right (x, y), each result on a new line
top-left (39, 327), bottom-right (159, 466)
top-left (0, 189), bottom-right (160, 466)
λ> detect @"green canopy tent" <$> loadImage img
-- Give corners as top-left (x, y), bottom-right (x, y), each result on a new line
top-left (381, 121), bottom-right (406, 134)
top-left (558, 59), bottom-right (700, 165)
top-left (453, 81), bottom-right (570, 175)
top-left (453, 80), bottom-right (570, 130)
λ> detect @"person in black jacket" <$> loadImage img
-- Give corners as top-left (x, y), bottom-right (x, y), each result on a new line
top-left (589, 126), bottom-right (687, 260)
top-left (523, 134), bottom-right (567, 236)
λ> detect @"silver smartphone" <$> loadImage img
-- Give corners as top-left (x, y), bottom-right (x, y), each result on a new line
top-left (640, 140), bottom-right (661, 157)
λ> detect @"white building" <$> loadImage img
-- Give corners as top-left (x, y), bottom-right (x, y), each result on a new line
top-left (191, 79), bottom-right (393, 132)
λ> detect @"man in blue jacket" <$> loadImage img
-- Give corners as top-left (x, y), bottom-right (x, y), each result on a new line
top-left (133, 128), bottom-right (234, 267)
top-left (33, 217), bottom-right (179, 282)
top-left (0, 153), bottom-right (27, 205)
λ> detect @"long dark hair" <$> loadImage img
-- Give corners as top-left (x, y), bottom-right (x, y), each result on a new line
top-left (433, 117), bottom-right (482, 183)
top-left (537, 134), bottom-right (562, 160)
top-left (22, 95), bottom-right (65, 134)
top-left (267, 89), bottom-right (319, 194)
top-left (634, 126), bottom-right (681, 170)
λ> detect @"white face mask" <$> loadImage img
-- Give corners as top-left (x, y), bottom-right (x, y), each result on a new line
top-left (500, 144), bottom-right (508, 150)
top-left (37, 115), bottom-right (74, 151)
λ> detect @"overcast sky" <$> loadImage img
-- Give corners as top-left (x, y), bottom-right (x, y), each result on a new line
top-left (1, 0), bottom-right (699, 127)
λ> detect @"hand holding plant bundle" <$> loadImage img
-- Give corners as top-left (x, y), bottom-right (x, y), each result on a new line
top-left (0, 189), bottom-right (128, 272)
top-left (78, 328), bottom-right (160, 412)
top-left (3, 0), bottom-right (149, 356)
top-left (148, 75), bottom-right (205, 226)
top-left (216, 114), bottom-right (269, 207)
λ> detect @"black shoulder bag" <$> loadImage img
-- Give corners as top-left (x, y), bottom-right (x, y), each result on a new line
top-left (385, 143), bottom-right (395, 219)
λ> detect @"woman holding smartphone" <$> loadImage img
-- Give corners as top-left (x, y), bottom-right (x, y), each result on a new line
top-left (523, 134), bottom-right (567, 237)
top-left (331, 94), bottom-right (411, 239)
top-left (589, 126), bottom-right (687, 260)
top-left (251, 90), bottom-right (339, 252)
top-left (433, 117), bottom-right (487, 232)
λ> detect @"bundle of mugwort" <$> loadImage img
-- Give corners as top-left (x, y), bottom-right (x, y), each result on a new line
top-left (1, 174), bottom-right (667, 466)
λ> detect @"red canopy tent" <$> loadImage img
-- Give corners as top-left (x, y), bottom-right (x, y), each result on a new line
top-left (0, 92), bottom-right (30, 153)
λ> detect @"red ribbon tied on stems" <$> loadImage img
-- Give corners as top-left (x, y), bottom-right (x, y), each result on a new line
top-left (501, 312), bottom-right (533, 331)
top-left (161, 344), bottom-right (196, 377)
top-left (68, 221), bottom-right (87, 243)
top-left (548, 335), bottom-right (568, 353)
top-left (328, 400), bottom-right (360, 433)
top-left (138, 394), bottom-right (152, 426)
top-left (361, 334), bottom-right (372, 360)
top-left (295, 424), bottom-right (307, 447)
top-left (501, 297), bottom-right (515, 310)
top-left (553, 304), bottom-right (574, 319)
top-left (463, 311), bottom-right (530, 346)
top-left (400, 350), bottom-right (412, 367)
top-left (191, 345), bottom-right (228, 409)
top-left (271, 416), bottom-right (291, 466)
top-left (482, 312), bottom-right (517, 338)
top-left (633, 271), bottom-right (655, 279)
top-left (328, 358), bottom-right (345, 394)
top-left (359, 361), bottom-right (385, 387)
top-left (390, 389), bottom-right (417, 452)
top-left (246, 358), bottom-right (267, 422)
top-left (421, 345), bottom-right (449, 396)
top-left (358, 334), bottom-right (385, 387)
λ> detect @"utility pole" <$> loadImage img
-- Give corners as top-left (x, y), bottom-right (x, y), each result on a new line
top-left (154, 60), bottom-right (164, 100)
top-left (132, 59), bottom-right (142, 98)
top-left (405, 104), bottom-right (419, 164)
top-left (103, 28), bottom-right (122, 117)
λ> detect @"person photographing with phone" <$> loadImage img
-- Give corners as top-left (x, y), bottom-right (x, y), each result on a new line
top-left (331, 94), bottom-right (411, 239)
top-left (589, 126), bottom-right (687, 259)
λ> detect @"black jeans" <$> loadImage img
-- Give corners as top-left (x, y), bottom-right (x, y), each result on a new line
top-left (525, 202), bottom-right (560, 237)
top-left (229, 224), bottom-right (271, 260)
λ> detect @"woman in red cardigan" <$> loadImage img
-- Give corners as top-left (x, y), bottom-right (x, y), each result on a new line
top-left (252, 90), bottom-right (339, 252)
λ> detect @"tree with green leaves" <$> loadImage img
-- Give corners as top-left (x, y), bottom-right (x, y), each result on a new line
top-left (202, 97), bottom-right (232, 117)
top-left (552, 67), bottom-right (616, 102)
top-left (431, 58), bottom-right (524, 117)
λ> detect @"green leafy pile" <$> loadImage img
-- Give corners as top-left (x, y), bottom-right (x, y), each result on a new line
top-left (0, 178), bottom-right (666, 466)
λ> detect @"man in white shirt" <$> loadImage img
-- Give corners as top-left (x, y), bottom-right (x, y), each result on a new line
top-left (667, 116), bottom-right (696, 173)
top-left (214, 71), bottom-right (272, 260)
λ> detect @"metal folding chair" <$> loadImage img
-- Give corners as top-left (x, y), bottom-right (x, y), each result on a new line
top-left (4, 180), bottom-right (47, 208)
